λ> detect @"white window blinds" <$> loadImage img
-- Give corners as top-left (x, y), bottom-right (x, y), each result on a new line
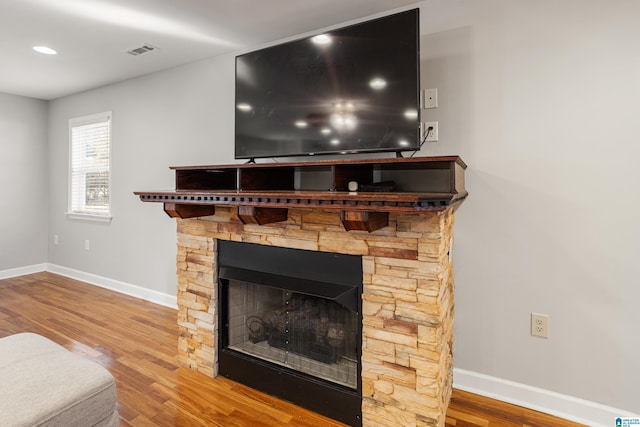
top-left (69, 112), bottom-right (112, 219)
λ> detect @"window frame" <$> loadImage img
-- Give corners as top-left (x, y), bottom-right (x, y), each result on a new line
top-left (67, 111), bottom-right (113, 222)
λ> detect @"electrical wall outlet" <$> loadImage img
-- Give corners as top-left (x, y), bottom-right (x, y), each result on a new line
top-left (531, 313), bottom-right (548, 338)
top-left (84, 240), bottom-right (90, 251)
top-left (54, 234), bottom-right (59, 245)
top-left (421, 121), bottom-right (438, 142)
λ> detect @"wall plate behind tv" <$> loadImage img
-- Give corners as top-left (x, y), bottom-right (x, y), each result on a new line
top-left (422, 88), bottom-right (438, 109)
top-left (421, 121), bottom-right (438, 142)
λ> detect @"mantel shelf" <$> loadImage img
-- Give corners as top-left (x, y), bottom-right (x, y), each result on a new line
top-left (134, 156), bottom-right (467, 232)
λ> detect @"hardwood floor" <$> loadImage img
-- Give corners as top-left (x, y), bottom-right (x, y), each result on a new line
top-left (0, 272), bottom-right (585, 427)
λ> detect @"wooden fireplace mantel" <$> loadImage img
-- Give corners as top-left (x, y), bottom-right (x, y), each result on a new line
top-left (134, 156), bottom-right (467, 232)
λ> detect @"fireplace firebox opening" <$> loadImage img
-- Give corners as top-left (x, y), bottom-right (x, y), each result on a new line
top-left (218, 240), bottom-right (363, 426)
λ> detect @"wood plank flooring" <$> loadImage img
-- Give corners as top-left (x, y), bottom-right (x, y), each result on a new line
top-left (0, 272), bottom-right (586, 427)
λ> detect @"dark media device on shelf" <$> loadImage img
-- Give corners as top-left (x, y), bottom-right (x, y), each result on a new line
top-left (234, 9), bottom-right (420, 160)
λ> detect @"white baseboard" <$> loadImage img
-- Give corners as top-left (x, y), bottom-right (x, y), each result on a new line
top-left (0, 263), bottom-right (47, 279)
top-left (1, 263), bottom-right (176, 309)
top-left (45, 263), bottom-right (177, 309)
top-left (453, 368), bottom-right (638, 427)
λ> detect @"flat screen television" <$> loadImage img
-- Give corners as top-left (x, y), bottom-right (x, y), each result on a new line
top-left (234, 9), bottom-right (420, 160)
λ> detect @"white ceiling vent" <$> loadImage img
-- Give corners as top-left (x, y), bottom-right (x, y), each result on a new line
top-left (125, 44), bottom-right (158, 56)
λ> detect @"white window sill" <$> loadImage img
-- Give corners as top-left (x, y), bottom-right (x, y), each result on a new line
top-left (66, 212), bottom-right (112, 223)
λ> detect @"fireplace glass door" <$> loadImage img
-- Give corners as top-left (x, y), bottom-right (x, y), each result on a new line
top-left (217, 240), bottom-right (363, 426)
top-left (227, 280), bottom-right (359, 389)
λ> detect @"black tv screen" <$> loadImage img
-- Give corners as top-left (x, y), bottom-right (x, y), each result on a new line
top-left (234, 9), bottom-right (420, 160)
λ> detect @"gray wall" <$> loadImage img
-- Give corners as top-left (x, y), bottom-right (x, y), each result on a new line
top-left (0, 93), bottom-right (48, 272)
top-left (37, 0), bottom-right (640, 419)
top-left (47, 55), bottom-right (237, 295)
top-left (420, 0), bottom-right (640, 415)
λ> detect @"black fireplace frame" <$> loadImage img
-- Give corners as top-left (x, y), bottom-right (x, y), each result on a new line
top-left (217, 240), bottom-right (363, 426)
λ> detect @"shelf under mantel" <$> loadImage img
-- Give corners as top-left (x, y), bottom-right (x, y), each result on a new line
top-left (134, 156), bottom-right (468, 232)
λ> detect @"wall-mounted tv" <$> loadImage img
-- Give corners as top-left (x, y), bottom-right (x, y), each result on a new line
top-left (234, 9), bottom-right (420, 160)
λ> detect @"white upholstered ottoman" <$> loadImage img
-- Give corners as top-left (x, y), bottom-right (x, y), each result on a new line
top-left (0, 333), bottom-right (119, 427)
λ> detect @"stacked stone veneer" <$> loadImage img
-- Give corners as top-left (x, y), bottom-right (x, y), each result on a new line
top-left (176, 206), bottom-right (456, 427)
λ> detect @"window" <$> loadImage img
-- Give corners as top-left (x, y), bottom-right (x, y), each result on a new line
top-left (68, 112), bottom-right (112, 221)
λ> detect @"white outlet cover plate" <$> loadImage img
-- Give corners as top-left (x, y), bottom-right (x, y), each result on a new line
top-left (531, 312), bottom-right (549, 338)
top-left (422, 121), bottom-right (438, 142)
top-left (422, 88), bottom-right (438, 109)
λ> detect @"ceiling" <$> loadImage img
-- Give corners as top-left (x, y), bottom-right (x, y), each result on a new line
top-left (1, 0), bottom-right (419, 100)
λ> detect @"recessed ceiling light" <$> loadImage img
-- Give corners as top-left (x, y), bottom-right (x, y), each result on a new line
top-left (33, 46), bottom-right (57, 55)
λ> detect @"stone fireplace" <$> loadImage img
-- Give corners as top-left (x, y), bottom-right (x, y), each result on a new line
top-left (134, 156), bottom-right (466, 426)
top-left (175, 206), bottom-right (456, 426)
